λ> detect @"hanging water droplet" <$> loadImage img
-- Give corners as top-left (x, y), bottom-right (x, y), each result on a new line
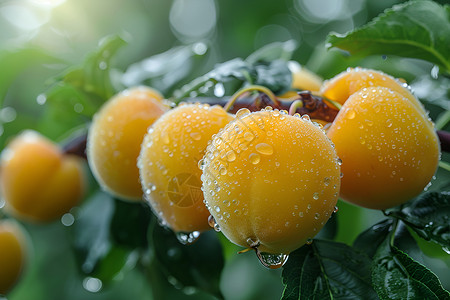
top-left (255, 143), bottom-right (273, 155)
top-left (176, 231), bottom-right (201, 245)
top-left (208, 215), bottom-right (221, 232)
top-left (333, 206), bottom-right (339, 213)
top-left (249, 153), bottom-right (261, 164)
top-left (256, 251), bottom-right (289, 269)
top-left (306, 239), bottom-right (313, 245)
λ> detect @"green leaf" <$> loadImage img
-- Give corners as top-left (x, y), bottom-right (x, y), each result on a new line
top-left (172, 42), bottom-right (295, 102)
top-left (385, 191), bottom-right (450, 249)
top-left (0, 47), bottom-right (61, 106)
top-left (281, 240), bottom-right (377, 300)
top-left (110, 199), bottom-right (152, 249)
top-left (327, 1), bottom-right (450, 72)
top-left (246, 40), bottom-right (297, 64)
top-left (149, 222), bottom-right (225, 299)
top-left (71, 192), bottom-right (144, 283)
top-left (353, 219), bottom-right (393, 258)
top-left (122, 44), bottom-right (209, 95)
top-left (47, 34), bottom-right (127, 107)
top-left (372, 237), bottom-right (450, 300)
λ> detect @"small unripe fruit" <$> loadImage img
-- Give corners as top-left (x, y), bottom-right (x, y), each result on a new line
top-left (1, 130), bottom-right (85, 222)
top-left (138, 103), bottom-right (233, 235)
top-left (87, 86), bottom-right (169, 201)
top-left (202, 108), bottom-right (341, 257)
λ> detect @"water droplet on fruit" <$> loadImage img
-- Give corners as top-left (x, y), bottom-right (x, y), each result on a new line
top-left (313, 192), bottom-right (319, 200)
top-left (256, 251), bottom-right (289, 269)
top-left (219, 167), bottom-right (227, 176)
top-left (314, 213), bottom-right (320, 220)
top-left (386, 119), bottom-right (393, 127)
top-left (162, 133), bottom-right (170, 144)
top-left (306, 239), bottom-right (313, 245)
top-left (208, 215), bottom-right (221, 232)
top-left (226, 150), bottom-right (236, 162)
top-left (333, 206), bottom-right (339, 213)
top-left (346, 109), bottom-right (356, 119)
top-left (244, 131), bottom-right (254, 142)
top-left (301, 114), bottom-right (311, 121)
top-left (176, 231), bottom-right (200, 245)
top-left (336, 158), bottom-right (342, 166)
top-left (249, 153), bottom-right (261, 164)
top-left (323, 177), bottom-right (331, 186)
top-left (255, 143), bottom-right (273, 155)
top-left (236, 108), bottom-right (251, 118)
top-left (190, 132), bottom-right (201, 141)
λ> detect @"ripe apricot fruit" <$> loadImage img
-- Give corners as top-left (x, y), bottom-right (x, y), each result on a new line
top-left (138, 103), bottom-right (233, 236)
top-left (0, 220), bottom-right (27, 295)
top-left (201, 108), bottom-right (341, 257)
top-left (87, 86), bottom-right (169, 201)
top-left (321, 67), bottom-right (426, 114)
top-left (279, 61), bottom-right (323, 98)
top-left (327, 87), bottom-right (440, 209)
top-left (0, 130), bottom-right (85, 222)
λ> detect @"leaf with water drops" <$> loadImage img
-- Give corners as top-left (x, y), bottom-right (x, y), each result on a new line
top-left (149, 221), bottom-right (225, 299)
top-left (385, 191), bottom-right (450, 249)
top-left (281, 239), bottom-right (377, 300)
top-left (327, 1), bottom-right (450, 72)
top-left (372, 237), bottom-right (450, 300)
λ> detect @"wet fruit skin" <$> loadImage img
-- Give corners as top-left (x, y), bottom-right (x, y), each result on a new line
top-left (0, 130), bottom-right (85, 222)
top-left (327, 87), bottom-right (440, 209)
top-left (0, 220), bottom-right (27, 295)
top-left (138, 103), bottom-right (234, 233)
top-left (321, 67), bottom-right (426, 114)
top-left (201, 108), bottom-right (341, 254)
top-left (87, 86), bottom-right (168, 201)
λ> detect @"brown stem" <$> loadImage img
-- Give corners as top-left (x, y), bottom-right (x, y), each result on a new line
top-left (62, 133), bottom-right (87, 159)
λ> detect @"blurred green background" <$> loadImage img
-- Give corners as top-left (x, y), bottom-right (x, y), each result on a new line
top-left (0, 0), bottom-right (449, 299)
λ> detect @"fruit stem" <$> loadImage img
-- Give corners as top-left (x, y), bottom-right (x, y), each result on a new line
top-left (288, 100), bottom-right (303, 116)
top-left (224, 85), bottom-right (279, 112)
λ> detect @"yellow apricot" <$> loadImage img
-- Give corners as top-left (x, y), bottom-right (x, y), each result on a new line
top-left (202, 108), bottom-right (340, 255)
top-left (87, 86), bottom-right (169, 201)
top-left (327, 87), bottom-right (440, 209)
top-left (0, 130), bottom-right (85, 222)
top-left (321, 67), bottom-right (426, 114)
top-left (279, 61), bottom-right (323, 98)
top-left (0, 220), bottom-right (27, 295)
top-left (138, 103), bottom-right (234, 233)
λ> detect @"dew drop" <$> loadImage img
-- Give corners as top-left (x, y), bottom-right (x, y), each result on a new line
top-left (314, 213), bottom-right (320, 220)
top-left (256, 251), bottom-right (289, 269)
top-left (83, 277), bottom-right (102, 293)
top-left (301, 114), bottom-right (311, 121)
top-left (323, 177), bottom-right (331, 186)
top-left (333, 206), bottom-right (339, 213)
top-left (190, 132), bottom-right (201, 141)
top-left (208, 215), bottom-right (221, 232)
top-left (176, 231), bottom-right (201, 245)
top-left (255, 143), bottom-right (273, 155)
top-left (306, 239), bottom-right (313, 245)
top-left (236, 108), bottom-right (251, 118)
top-left (313, 192), bottom-right (319, 200)
top-left (249, 153), bottom-right (261, 164)
top-left (243, 131), bottom-right (254, 142)
top-left (346, 109), bottom-right (356, 119)
top-left (386, 119), bottom-right (393, 128)
top-left (219, 167), bottom-right (227, 176)
top-left (226, 150), bottom-right (236, 162)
